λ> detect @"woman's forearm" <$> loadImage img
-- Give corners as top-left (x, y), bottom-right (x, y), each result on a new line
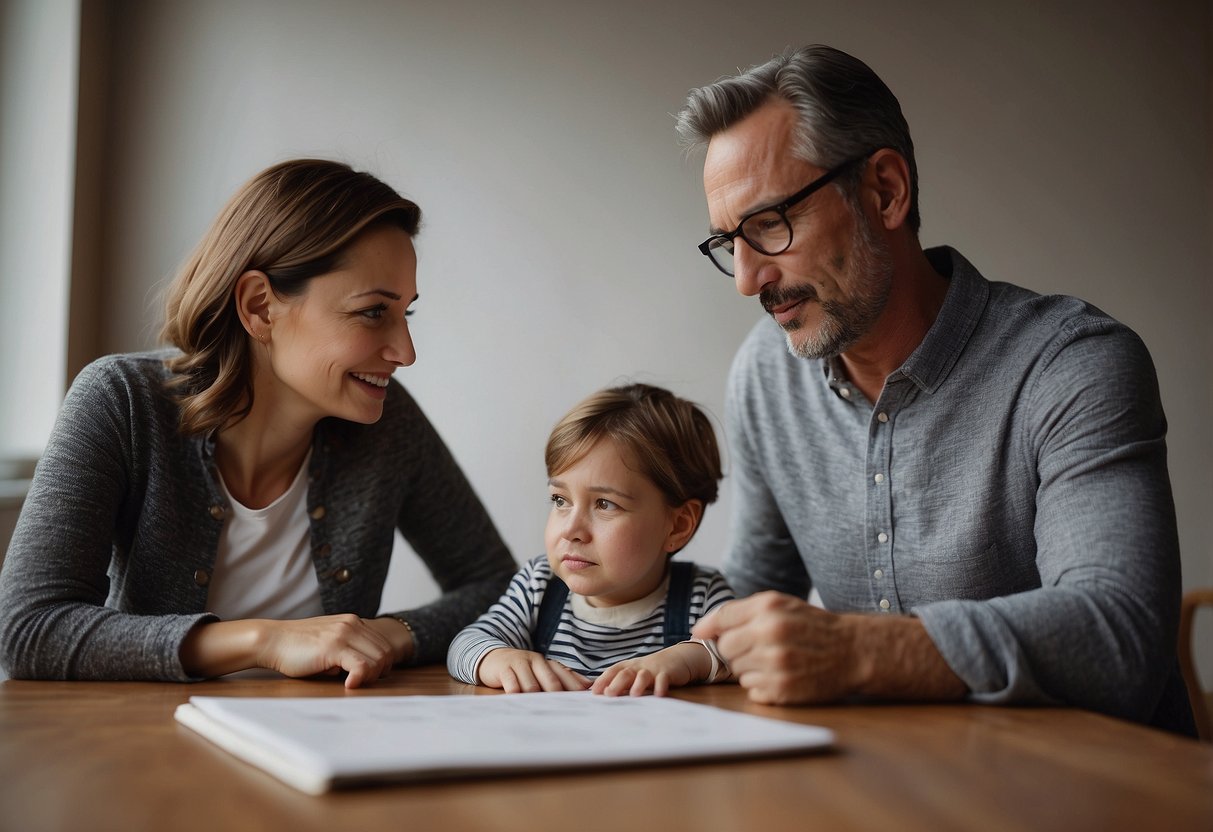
top-left (179, 619), bottom-right (266, 678)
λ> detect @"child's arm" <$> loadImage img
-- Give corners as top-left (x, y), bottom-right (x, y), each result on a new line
top-left (591, 639), bottom-right (728, 697)
top-left (477, 648), bottom-right (590, 693)
top-left (447, 556), bottom-right (548, 685)
top-left (448, 556), bottom-right (590, 692)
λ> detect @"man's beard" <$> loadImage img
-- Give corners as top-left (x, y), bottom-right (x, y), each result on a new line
top-left (761, 207), bottom-right (893, 361)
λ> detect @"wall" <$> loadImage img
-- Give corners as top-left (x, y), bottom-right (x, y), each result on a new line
top-left (0, 0), bottom-right (77, 459)
top-left (40, 1), bottom-right (1213, 673)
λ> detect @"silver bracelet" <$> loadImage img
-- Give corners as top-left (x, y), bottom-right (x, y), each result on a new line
top-left (689, 638), bottom-right (726, 683)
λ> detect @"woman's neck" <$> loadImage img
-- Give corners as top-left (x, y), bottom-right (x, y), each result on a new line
top-left (214, 401), bottom-right (315, 510)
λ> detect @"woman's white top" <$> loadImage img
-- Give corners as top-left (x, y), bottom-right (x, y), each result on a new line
top-left (207, 450), bottom-right (325, 621)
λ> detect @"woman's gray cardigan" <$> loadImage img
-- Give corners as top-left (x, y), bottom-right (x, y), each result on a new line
top-left (0, 351), bottom-right (516, 680)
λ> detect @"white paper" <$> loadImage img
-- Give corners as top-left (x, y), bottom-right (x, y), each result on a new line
top-left (175, 691), bottom-right (834, 794)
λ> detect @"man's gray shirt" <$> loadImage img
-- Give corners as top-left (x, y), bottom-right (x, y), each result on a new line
top-left (724, 246), bottom-right (1190, 732)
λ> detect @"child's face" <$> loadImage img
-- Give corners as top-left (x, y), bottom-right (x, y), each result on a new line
top-left (545, 439), bottom-right (689, 607)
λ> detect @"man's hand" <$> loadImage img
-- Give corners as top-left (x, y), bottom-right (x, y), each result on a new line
top-left (692, 591), bottom-right (967, 705)
top-left (591, 642), bottom-right (713, 697)
top-left (477, 648), bottom-right (591, 693)
top-left (691, 592), bottom-right (863, 704)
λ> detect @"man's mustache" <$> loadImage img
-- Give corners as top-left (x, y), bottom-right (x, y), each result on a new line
top-left (761, 284), bottom-right (819, 315)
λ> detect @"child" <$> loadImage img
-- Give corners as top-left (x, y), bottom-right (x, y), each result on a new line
top-left (447, 383), bottom-right (734, 696)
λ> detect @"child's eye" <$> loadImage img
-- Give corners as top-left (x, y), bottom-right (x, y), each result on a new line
top-left (549, 494), bottom-right (568, 509)
top-left (595, 498), bottom-right (618, 511)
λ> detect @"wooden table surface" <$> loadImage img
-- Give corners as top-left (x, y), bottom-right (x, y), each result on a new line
top-left (2, 666), bottom-right (1211, 832)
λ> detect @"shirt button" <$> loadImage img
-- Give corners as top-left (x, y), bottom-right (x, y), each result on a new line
top-left (840, 387), bottom-right (851, 398)
top-left (874, 473), bottom-right (885, 484)
top-left (877, 412), bottom-right (889, 423)
top-left (193, 569), bottom-right (210, 587)
top-left (334, 567), bottom-right (352, 584)
top-left (309, 506), bottom-right (327, 520)
top-left (315, 543), bottom-right (332, 558)
top-left (879, 598), bottom-right (891, 610)
top-left (873, 568), bottom-right (884, 579)
top-left (877, 532), bottom-right (888, 543)
top-left (208, 505), bottom-right (225, 520)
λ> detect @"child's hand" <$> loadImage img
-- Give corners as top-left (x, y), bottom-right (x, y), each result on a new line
top-left (591, 642), bottom-right (713, 697)
top-left (477, 648), bottom-right (591, 693)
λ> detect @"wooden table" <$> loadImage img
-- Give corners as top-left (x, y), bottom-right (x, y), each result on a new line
top-left (2, 667), bottom-right (1211, 832)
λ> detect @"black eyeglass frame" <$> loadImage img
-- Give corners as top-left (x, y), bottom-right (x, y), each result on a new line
top-left (697, 152), bottom-right (875, 276)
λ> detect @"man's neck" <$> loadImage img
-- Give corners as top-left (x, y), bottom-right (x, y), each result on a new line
top-left (837, 245), bottom-right (949, 403)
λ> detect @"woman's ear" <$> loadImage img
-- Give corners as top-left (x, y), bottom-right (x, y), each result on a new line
top-left (866, 148), bottom-right (912, 231)
top-left (233, 270), bottom-right (274, 344)
top-left (665, 500), bottom-right (705, 553)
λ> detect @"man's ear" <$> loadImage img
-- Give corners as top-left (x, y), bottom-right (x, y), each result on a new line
top-left (233, 270), bottom-right (274, 343)
top-left (665, 499), bottom-right (705, 553)
top-left (866, 148), bottom-right (912, 231)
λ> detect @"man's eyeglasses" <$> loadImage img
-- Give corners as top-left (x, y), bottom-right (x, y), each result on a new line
top-left (697, 153), bottom-right (873, 277)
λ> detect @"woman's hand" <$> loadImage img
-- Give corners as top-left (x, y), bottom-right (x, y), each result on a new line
top-left (476, 648), bottom-right (590, 693)
top-left (591, 642), bottom-right (713, 697)
top-left (256, 615), bottom-right (398, 688)
top-left (180, 615), bottom-right (400, 689)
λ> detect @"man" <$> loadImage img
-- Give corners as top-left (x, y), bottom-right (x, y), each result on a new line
top-left (682, 45), bottom-right (1193, 734)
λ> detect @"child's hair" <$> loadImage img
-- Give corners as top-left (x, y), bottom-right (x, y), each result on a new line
top-left (545, 383), bottom-right (723, 509)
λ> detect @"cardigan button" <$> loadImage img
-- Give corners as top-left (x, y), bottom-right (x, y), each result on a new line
top-left (334, 567), bottom-right (352, 584)
top-left (193, 569), bottom-right (210, 587)
top-left (208, 505), bottom-right (225, 520)
top-left (309, 506), bottom-right (326, 521)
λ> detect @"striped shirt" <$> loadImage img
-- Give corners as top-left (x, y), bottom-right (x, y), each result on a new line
top-left (447, 555), bottom-right (734, 683)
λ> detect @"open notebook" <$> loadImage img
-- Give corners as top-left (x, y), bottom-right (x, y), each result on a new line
top-left (175, 691), bottom-right (835, 794)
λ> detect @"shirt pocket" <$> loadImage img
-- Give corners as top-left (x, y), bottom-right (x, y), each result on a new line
top-left (896, 540), bottom-right (1040, 603)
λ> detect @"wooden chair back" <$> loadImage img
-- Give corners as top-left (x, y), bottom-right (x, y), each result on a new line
top-left (1179, 588), bottom-right (1213, 741)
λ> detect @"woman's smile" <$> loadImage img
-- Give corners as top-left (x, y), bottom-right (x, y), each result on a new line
top-left (349, 371), bottom-right (391, 400)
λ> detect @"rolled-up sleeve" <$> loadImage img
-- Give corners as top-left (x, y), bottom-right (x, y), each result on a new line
top-left (917, 324), bottom-right (1179, 723)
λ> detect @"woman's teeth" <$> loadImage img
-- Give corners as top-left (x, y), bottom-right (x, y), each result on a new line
top-left (351, 372), bottom-right (389, 388)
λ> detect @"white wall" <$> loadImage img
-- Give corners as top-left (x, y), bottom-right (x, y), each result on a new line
top-left (0, 0), bottom-right (77, 459)
top-left (90, 0), bottom-right (1210, 661)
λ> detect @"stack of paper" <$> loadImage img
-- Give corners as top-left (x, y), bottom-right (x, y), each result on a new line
top-left (175, 691), bottom-right (835, 794)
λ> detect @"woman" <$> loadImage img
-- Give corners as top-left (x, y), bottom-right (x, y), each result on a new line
top-left (0, 159), bottom-right (515, 686)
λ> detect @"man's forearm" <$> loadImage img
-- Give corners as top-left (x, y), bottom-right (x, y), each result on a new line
top-left (845, 612), bottom-right (968, 700)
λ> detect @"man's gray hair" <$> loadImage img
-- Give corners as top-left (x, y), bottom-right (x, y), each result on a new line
top-left (675, 45), bottom-right (920, 232)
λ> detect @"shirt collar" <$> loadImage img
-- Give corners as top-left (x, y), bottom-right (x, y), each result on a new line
top-left (892, 245), bottom-right (989, 394)
top-left (570, 569), bottom-right (671, 628)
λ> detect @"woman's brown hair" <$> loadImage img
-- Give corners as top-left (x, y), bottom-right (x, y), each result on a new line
top-left (160, 159), bottom-right (420, 435)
